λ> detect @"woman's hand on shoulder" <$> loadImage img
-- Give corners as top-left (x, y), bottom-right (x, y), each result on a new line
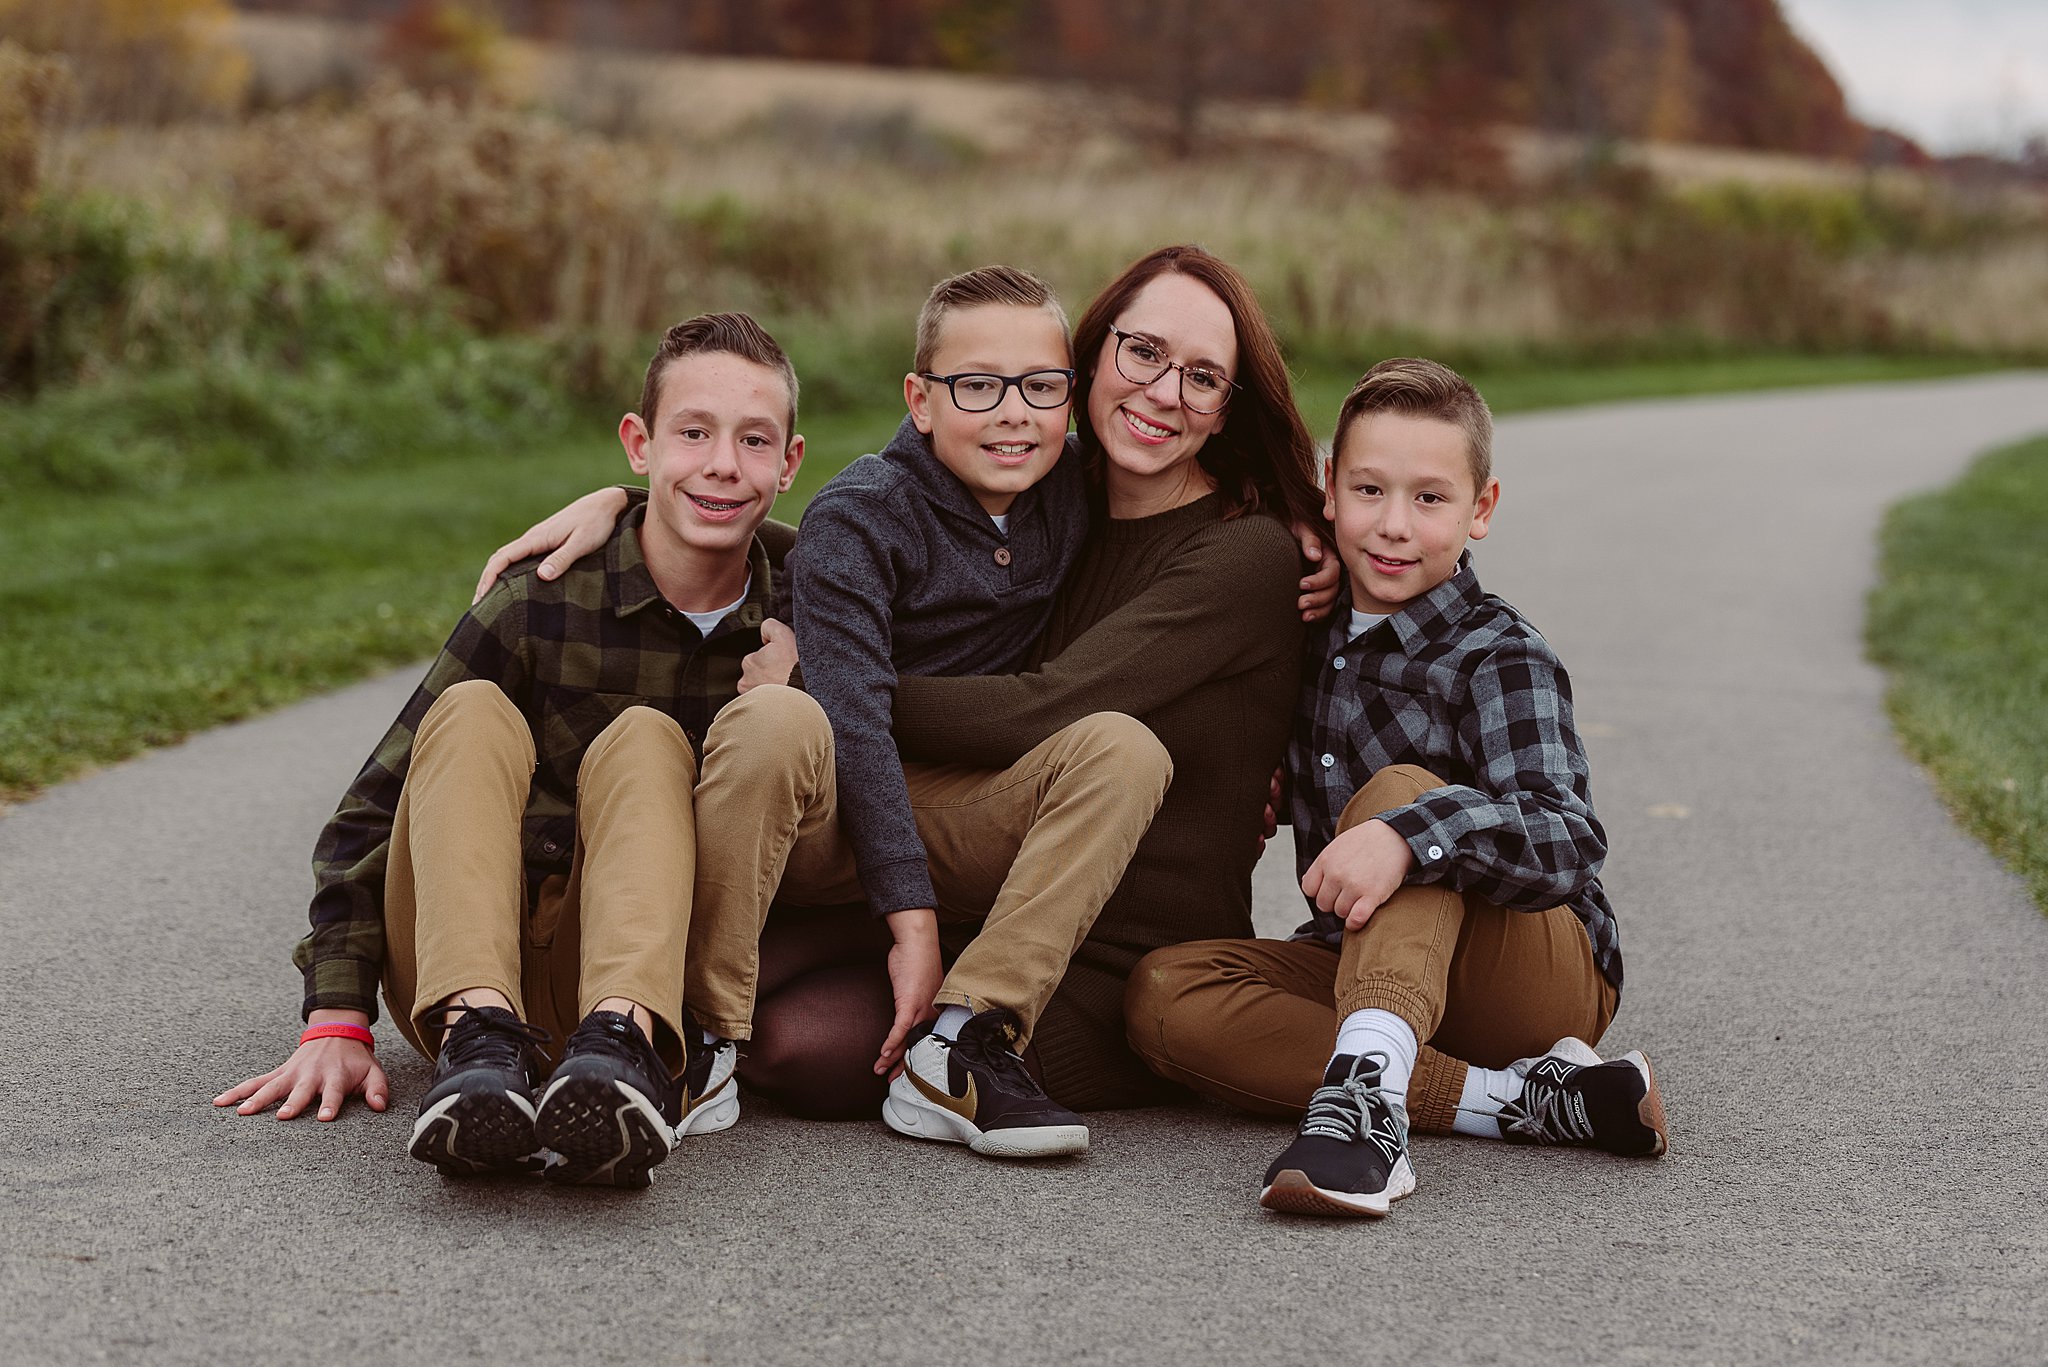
top-left (214, 1015), bottom-right (390, 1122)
top-left (1293, 519), bottom-right (1342, 621)
top-left (471, 486), bottom-right (632, 604)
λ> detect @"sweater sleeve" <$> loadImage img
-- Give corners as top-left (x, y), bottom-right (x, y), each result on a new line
top-left (1373, 637), bottom-right (1608, 912)
top-left (789, 492), bottom-right (937, 915)
top-left (891, 514), bottom-right (1300, 767)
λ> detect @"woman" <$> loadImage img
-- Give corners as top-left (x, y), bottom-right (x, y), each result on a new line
top-left (481, 245), bottom-right (1333, 1111)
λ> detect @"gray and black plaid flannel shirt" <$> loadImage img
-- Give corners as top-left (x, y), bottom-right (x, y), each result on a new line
top-left (293, 504), bottom-right (795, 1021)
top-left (1287, 553), bottom-right (1623, 992)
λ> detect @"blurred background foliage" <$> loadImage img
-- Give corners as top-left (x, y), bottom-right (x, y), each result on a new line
top-left (1, 0), bottom-right (2044, 799)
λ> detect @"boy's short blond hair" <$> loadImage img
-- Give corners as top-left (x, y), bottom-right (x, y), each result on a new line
top-left (640, 311), bottom-right (799, 437)
top-left (913, 265), bottom-right (1070, 374)
top-left (1335, 358), bottom-right (1493, 492)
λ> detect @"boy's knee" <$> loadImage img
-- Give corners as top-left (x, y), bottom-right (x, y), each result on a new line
top-left (1344, 763), bottom-right (1447, 823)
top-left (581, 705), bottom-right (690, 784)
top-left (1123, 940), bottom-right (1231, 1065)
top-left (708, 684), bottom-right (831, 757)
top-left (1062, 711), bottom-right (1173, 790)
top-left (417, 679), bottom-right (527, 755)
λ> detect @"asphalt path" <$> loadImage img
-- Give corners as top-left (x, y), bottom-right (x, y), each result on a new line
top-left (4, 374), bottom-right (2046, 1366)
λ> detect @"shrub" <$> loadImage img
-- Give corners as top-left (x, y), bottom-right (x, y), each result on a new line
top-left (0, 0), bottom-right (246, 123)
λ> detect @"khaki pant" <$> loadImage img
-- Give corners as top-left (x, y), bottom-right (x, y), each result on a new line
top-left (1125, 764), bottom-right (1615, 1133)
top-left (379, 680), bottom-right (833, 1070)
top-left (769, 709), bottom-right (1173, 1045)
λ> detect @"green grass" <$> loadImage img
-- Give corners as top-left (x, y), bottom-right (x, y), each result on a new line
top-left (0, 353), bottom-right (2026, 806)
top-left (1866, 433), bottom-right (2048, 913)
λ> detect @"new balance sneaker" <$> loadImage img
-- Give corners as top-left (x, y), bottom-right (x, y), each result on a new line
top-left (535, 1010), bottom-right (682, 1188)
top-left (1259, 1052), bottom-right (1415, 1218)
top-left (678, 1030), bottom-right (739, 1137)
top-left (1498, 1036), bottom-right (1668, 1157)
top-left (408, 1004), bottom-right (549, 1178)
top-left (881, 1008), bottom-right (1088, 1158)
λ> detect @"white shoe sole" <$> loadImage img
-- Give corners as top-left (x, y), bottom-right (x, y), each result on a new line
top-left (881, 1075), bottom-right (1089, 1157)
top-left (1259, 1154), bottom-right (1417, 1219)
top-left (678, 1080), bottom-right (740, 1136)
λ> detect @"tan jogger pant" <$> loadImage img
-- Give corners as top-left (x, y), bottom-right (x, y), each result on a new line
top-left (758, 706), bottom-right (1173, 1045)
top-left (378, 680), bottom-right (834, 1069)
top-left (1124, 764), bottom-right (1615, 1133)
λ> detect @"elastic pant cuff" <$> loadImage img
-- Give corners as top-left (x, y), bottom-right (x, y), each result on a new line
top-left (1333, 980), bottom-right (1433, 1041)
top-left (1408, 1052), bottom-right (1466, 1136)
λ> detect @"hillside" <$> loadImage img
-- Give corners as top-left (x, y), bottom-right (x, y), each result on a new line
top-left (239, 0), bottom-right (1896, 162)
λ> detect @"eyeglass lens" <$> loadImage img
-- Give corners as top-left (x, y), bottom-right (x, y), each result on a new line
top-left (941, 372), bottom-right (1073, 412)
top-left (1114, 333), bottom-right (1231, 412)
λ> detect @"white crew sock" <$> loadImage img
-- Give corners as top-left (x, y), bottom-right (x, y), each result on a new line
top-left (1451, 1063), bottom-right (1521, 1139)
top-left (933, 1004), bottom-right (974, 1041)
top-left (1332, 1008), bottom-right (1417, 1100)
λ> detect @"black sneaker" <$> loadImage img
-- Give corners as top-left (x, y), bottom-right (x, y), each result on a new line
top-left (881, 1008), bottom-right (1088, 1158)
top-left (407, 1004), bottom-right (549, 1178)
top-left (1259, 1053), bottom-right (1415, 1218)
top-left (1496, 1037), bottom-right (1668, 1157)
top-left (535, 1010), bottom-right (681, 1188)
top-left (677, 1028), bottom-right (740, 1137)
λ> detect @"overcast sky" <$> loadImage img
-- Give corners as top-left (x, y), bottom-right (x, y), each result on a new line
top-left (1779, 0), bottom-right (2048, 154)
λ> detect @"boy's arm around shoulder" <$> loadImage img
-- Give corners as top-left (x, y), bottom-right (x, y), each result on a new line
top-left (892, 511), bottom-right (1303, 766)
top-left (295, 582), bottom-right (534, 1022)
top-left (788, 487), bottom-right (938, 915)
top-left (1376, 633), bottom-right (1608, 912)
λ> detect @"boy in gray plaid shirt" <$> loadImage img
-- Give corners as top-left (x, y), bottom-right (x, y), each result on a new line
top-left (1128, 358), bottom-right (1667, 1219)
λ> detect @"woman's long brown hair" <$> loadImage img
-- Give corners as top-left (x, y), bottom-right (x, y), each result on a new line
top-left (1072, 244), bottom-right (1326, 536)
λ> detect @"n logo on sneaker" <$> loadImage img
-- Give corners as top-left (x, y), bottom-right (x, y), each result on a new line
top-left (1529, 1058), bottom-right (1577, 1084)
top-left (908, 1066), bottom-right (977, 1122)
top-left (1366, 1114), bottom-right (1403, 1164)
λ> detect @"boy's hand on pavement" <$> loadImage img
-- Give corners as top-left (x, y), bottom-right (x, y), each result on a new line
top-left (1293, 520), bottom-right (1343, 621)
top-left (472, 486), bottom-right (631, 603)
top-left (214, 1038), bottom-right (390, 1122)
top-left (738, 618), bottom-right (799, 692)
top-left (1301, 818), bottom-right (1415, 931)
top-left (876, 908), bottom-right (943, 1074)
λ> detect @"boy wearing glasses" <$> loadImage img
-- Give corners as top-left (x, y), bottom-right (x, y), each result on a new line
top-left (771, 265), bottom-right (1171, 1158)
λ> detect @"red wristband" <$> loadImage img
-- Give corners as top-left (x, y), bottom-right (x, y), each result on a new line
top-left (300, 1023), bottom-right (375, 1049)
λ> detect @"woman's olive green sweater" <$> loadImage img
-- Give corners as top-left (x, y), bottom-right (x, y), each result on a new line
top-left (892, 492), bottom-right (1305, 1108)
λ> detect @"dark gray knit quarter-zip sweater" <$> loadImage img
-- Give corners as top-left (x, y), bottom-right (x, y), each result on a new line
top-left (788, 416), bottom-right (1090, 915)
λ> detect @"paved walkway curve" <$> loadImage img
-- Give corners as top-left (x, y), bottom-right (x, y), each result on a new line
top-left (3, 374), bottom-right (2045, 1366)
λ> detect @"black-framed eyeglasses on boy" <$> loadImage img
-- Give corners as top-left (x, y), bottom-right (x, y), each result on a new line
top-left (1108, 326), bottom-right (1239, 414)
top-left (918, 369), bottom-right (1077, 412)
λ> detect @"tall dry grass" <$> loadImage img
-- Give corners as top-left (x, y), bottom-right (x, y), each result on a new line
top-left (14, 54), bottom-right (2048, 417)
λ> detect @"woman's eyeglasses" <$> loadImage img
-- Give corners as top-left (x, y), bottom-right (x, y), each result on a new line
top-left (1108, 327), bottom-right (1239, 414)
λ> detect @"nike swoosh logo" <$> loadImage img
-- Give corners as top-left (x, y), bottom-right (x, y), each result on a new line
top-left (908, 1065), bottom-right (977, 1122)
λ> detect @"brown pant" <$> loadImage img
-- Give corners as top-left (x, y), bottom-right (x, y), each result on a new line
top-left (379, 680), bottom-right (834, 1069)
top-left (1125, 764), bottom-right (1615, 1133)
top-left (774, 709), bottom-right (1173, 1044)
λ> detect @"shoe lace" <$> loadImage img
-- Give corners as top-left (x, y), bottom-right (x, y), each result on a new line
top-left (425, 1004), bottom-right (549, 1074)
top-left (1300, 1052), bottom-right (1403, 1162)
top-left (1499, 1075), bottom-right (1596, 1145)
top-left (565, 1010), bottom-right (647, 1066)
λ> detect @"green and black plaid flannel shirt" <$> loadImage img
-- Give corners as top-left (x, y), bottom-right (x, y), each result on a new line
top-left (293, 503), bottom-right (796, 1022)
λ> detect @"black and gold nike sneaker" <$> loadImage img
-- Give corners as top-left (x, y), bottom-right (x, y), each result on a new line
top-left (881, 1008), bottom-right (1087, 1158)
